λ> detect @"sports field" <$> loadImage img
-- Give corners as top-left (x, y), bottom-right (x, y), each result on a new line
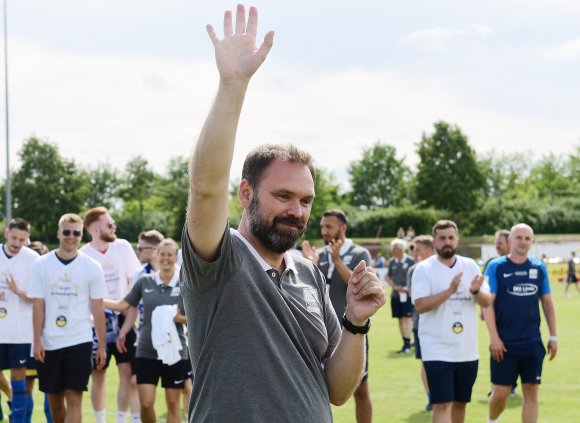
top-left (26, 279), bottom-right (578, 422)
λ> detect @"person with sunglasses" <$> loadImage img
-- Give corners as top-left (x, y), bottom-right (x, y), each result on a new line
top-left (27, 213), bottom-right (107, 423)
top-left (80, 207), bottom-right (142, 423)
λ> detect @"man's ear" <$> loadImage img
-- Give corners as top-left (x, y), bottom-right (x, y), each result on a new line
top-left (239, 179), bottom-right (253, 209)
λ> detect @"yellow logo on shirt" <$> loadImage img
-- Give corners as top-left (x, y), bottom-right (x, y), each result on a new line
top-left (452, 322), bottom-right (463, 334)
top-left (0, 307), bottom-right (7, 318)
top-left (56, 315), bottom-right (67, 327)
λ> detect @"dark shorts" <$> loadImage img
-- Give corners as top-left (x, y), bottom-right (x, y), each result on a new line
top-left (92, 327), bottom-right (137, 370)
top-left (391, 296), bottom-right (413, 318)
top-left (491, 341), bottom-right (546, 386)
top-left (361, 335), bottom-right (370, 383)
top-left (567, 274), bottom-right (577, 283)
top-left (37, 342), bottom-right (93, 393)
top-left (0, 343), bottom-right (31, 369)
top-left (26, 356), bottom-right (38, 379)
top-left (413, 329), bottom-right (422, 360)
top-left (134, 357), bottom-right (189, 389)
top-left (424, 360), bottom-right (478, 404)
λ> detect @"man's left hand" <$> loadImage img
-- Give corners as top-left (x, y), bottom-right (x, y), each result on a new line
top-left (345, 260), bottom-right (386, 325)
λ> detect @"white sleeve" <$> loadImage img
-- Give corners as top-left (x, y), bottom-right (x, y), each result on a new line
top-left (90, 263), bottom-right (107, 299)
top-left (27, 261), bottom-right (44, 299)
top-left (410, 264), bottom-right (431, 304)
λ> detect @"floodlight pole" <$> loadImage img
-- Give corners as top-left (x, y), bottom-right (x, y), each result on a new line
top-left (3, 0), bottom-right (10, 222)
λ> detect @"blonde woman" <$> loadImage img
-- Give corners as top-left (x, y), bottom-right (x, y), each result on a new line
top-left (104, 239), bottom-right (188, 423)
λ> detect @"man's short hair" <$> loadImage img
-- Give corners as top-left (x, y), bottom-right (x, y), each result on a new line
top-left (242, 144), bottom-right (316, 189)
top-left (413, 235), bottom-right (434, 250)
top-left (138, 230), bottom-right (165, 246)
top-left (495, 229), bottom-right (509, 243)
top-left (59, 213), bottom-right (83, 228)
top-left (7, 218), bottom-right (30, 232)
top-left (322, 209), bottom-right (348, 225)
top-left (390, 238), bottom-right (407, 251)
top-left (83, 206), bottom-right (109, 228)
top-left (432, 220), bottom-right (458, 237)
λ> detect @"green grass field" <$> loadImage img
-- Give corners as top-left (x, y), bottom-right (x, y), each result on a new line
top-left (25, 280), bottom-right (579, 423)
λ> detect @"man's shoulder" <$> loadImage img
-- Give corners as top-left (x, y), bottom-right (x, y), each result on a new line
top-left (15, 246), bottom-right (40, 262)
top-left (350, 243), bottom-right (370, 256)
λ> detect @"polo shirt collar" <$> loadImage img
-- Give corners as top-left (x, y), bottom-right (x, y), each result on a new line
top-left (231, 228), bottom-right (297, 274)
top-left (153, 268), bottom-right (180, 288)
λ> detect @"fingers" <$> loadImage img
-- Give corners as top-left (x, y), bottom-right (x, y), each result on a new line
top-left (206, 24), bottom-right (219, 46)
top-left (223, 9), bottom-right (233, 36)
top-left (350, 260), bottom-right (368, 284)
top-left (234, 4), bottom-right (246, 35)
top-left (246, 6), bottom-right (258, 36)
top-left (257, 31), bottom-right (275, 61)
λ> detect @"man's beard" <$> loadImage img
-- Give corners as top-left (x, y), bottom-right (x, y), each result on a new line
top-left (323, 234), bottom-right (340, 245)
top-left (248, 194), bottom-right (306, 254)
top-left (436, 245), bottom-right (456, 259)
top-left (100, 232), bottom-right (117, 243)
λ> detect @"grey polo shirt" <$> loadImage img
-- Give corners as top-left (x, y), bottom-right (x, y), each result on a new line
top-left (181, 226), bottom-right (341, 422)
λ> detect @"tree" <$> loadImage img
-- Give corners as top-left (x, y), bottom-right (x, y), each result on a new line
top-left (159, 156), bottom-right (189, 238)
top-left (415, 121), bottom-right (484, 214)
top-left (79, 163), bottom-right (121, 210)
top-left (117, 155), bottom-right (157, 220)
top-left (10, 137), bottom-right (85, 242)
top-left (348, 141), bottom-right (409, 209)
top-left (528, 153), bottom-right (576, 199)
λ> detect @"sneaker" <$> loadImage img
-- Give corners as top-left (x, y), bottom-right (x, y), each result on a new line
top-left (424, 403), bottom-right (433, 411)
top-left (510, 387), bottom-right (517, 397)
top-left (397, 347), bottom-right (411, 354)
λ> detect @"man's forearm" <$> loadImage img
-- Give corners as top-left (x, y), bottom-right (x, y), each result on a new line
top-left (541, 295), bottom-right (557, 336)
top-left (91, 299), bottom-right (107, 346)
top-left (414, 288), bottom-right (452, 314)
top-left (32, 299), bottom-right (45, 344)
top-left (334, 260), bottom-right (353, 286)
top-left (324, 330), bottom-right (365, 406)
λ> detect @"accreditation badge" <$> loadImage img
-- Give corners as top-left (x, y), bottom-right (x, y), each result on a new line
top-left (0, 307), bottom-right (7, 318)
top-left (56, 315), bottom-right (68, 327)
top-left (452, 321), bottom-right (464, 334)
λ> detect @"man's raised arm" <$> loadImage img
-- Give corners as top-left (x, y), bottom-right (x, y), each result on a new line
top-left (187, 4), bottom-right (274, 261)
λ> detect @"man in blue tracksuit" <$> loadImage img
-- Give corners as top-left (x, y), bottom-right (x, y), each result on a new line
top-left (484, 223), bottom-right (557, 423)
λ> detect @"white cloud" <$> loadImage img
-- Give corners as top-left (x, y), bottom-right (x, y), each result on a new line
top-left (401, 24), bottom-right (494, 53)
top-left (545, 37), bottom-right (580, 60)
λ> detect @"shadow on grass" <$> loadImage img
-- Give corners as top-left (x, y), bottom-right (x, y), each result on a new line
top-left (405, 410), bottom-right (432, 423)
top-left (386, 351), bottom-right (415, 359)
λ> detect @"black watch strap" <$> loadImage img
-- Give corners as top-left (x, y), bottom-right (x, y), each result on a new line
top-left (341, 314), bottom-right (371, 335)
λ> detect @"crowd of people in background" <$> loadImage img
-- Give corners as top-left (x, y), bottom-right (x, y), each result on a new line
top-left (1, 4), bottom-right (576, 423)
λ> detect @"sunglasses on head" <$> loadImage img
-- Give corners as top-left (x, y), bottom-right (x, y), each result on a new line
top-left (62, 229), bottom-right (82, 237)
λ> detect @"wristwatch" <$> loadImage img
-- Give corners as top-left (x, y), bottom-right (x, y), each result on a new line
top-left (342, 314), bottom-right (371, 335)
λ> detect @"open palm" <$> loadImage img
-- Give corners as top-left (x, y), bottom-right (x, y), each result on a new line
top-left (207, 4), bottom-right (274, 82)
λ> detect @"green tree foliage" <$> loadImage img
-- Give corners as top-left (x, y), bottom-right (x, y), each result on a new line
top-left (79, 163), bottom-right (121, 210)
top-left (348, 141), bottom-right (409, 209)
top-left (10, 137), bottom-right (85, 242)
top-left (304, 168), bottom-right (344, 238)
top-left (159, 156), bottom-right (189, 238)
top-left (117, 156), bottom-right (157, 219)
top-left (416, 121), bottom-right (484, 214)
top-left (528, 153), bottom-right (576, 198)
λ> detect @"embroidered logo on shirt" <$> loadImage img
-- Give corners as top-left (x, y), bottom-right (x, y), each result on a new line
top-left (507, 283), bottom-right (538, 296)
top-left (515, 271), bottom-right (527, 276)
top-left (303, 287), bottom-right (321, 315)
top-left (503, 273), bottom-right (513, 278)
top-left (452, 322), bottom-right (464, 334)
top-left (144, 288), bottom-right (155, 293)
top-left (343, 255), bottom-right (353, 265)
top-left (529, 269), bottom-right (538, 279)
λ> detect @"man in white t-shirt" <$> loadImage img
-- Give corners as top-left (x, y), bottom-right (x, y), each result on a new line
top-left (28, 213), bottom-right (107, 423)
top-left (0, 218), bottom-right (39, 423)
top-left (80, 207), bottom-right (142, 423)
top-left (411, 220), bottom-right (490, 423)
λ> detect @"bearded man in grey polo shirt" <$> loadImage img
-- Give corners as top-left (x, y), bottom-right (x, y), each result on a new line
top-left (180, 5), bottom-right (386, 422)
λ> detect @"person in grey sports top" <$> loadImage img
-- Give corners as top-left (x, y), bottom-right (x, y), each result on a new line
top-left (105, 239), bottom-right (188, 423)
top-left (180, 5), bottom-right (386, 422)
top-left (302, 209), bottom-right (374, 423)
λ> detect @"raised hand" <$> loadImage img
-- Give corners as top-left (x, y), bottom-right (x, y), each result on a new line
top-left (346, 260), bottom-right (386, 325)
top-left (301, 240), bottom-right (319, 265)
top-left (207, 4), bottom-right (274, 83)
top-left (470, 274), bottom-right (484, 294)
top-left (448, 272), bottom-right (463, 295)
top-left (329, 239), bottom-right (344, 264)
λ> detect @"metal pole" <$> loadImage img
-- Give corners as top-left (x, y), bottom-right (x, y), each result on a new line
top-left (3, 0), bottom-right (10, 222)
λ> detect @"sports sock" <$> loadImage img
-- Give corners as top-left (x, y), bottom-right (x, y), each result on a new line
top-left (25, 395), bottom-right (33, 423)
top-left (44, 395), bottom-right (53, 423)
top-left (117, 410), bottom-right (128, 423)
top-left (10, 380), bottom-right (27, 423)
top-left (94, 409), bottom-right (106, 423)
top-left (403, 337), bottom-right (411, 349)
top-left (488, 418), bottom-right (499, 423)
top-left (131, 412), bottom-right (141, 422)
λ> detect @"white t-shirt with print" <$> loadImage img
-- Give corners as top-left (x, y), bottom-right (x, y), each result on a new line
top-left (81, 239), bottom-right (141, 300)
top-left (411, 254), bottom-right (489, 362)
top-left (0, 245), bottom-right (40, 343)
top-left (27, 251), bottom-right (107, 350)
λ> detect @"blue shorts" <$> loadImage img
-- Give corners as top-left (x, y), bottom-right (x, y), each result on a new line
top-left (391, 296), bottom-right (413, 318)
top-left (0, 343), bottom-right (31, 369)
top-left (491, 341), bottom-right (546, 386)
top-left (424, 360), bottom-right (478, 404)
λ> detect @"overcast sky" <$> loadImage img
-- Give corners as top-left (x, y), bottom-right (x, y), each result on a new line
top-left (1, 0), bottom-right (579, 186)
